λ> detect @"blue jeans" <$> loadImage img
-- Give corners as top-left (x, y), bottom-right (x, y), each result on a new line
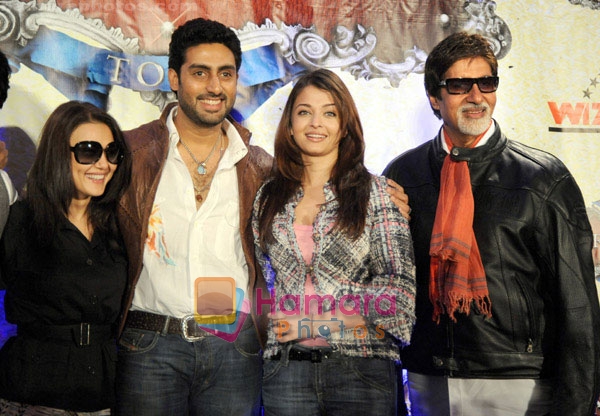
top-left (114, 324), bottom-right (262, 416)
top-left (262, 346), bottom-right (397, 416)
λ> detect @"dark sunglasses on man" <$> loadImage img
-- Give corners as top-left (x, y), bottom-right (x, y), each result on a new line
top-left (438, 76), bottom-right (499, 95)
top-left (70, 141), bottom-right (124, 165)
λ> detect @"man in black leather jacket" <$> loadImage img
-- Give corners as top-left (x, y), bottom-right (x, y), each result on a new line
top-left (384, 32), bottom-right (600, 416)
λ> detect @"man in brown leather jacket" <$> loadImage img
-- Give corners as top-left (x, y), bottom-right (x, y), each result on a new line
top-left (114, 18), bottom-right (272, 415)
top-left (113, 16), bottom-right (412, 415)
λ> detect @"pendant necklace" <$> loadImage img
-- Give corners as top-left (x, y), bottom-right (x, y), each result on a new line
top-left (191, 145), bottom-right (225, 203)
top-left (180, 129), bottom-right (223, 175)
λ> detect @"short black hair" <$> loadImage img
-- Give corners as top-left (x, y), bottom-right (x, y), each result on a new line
top-left (168, 18), bottom-right (242, 75)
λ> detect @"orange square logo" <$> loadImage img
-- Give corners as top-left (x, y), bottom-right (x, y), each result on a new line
top-left (194, 277), bottom-right (237, 325)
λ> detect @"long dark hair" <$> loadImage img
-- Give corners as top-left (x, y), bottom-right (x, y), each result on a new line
top-left (26, 101), bottom-right (131, 249)
top-left (257, 69), bottom-right (371, 250)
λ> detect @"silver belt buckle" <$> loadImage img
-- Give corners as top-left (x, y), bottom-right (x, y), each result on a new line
top-left (181, 315), bottom-right (204, 342)
top-left (79, 322), bottom-right (90, 346)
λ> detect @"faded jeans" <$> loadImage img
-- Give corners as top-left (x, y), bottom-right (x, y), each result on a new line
top-left (115, 324), bottom-right (262, 416)
top-left (262, 345), bottom-right (397, 416)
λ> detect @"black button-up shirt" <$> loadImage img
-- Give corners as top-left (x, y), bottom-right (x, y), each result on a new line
top-left (1, 200), bottom-right (126, 326)
top-left (0, 200), bottom-right (127, 411)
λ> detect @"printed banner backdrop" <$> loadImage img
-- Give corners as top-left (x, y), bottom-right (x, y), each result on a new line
top-left (0, 0), bottom-right (599, 343)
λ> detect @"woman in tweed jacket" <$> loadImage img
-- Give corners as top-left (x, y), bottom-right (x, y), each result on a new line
top-left (252, 69), bottom-right (416, 415)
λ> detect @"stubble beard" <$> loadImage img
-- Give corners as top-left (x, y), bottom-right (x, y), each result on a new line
top-left (178, 95), bottom-right (233, 128)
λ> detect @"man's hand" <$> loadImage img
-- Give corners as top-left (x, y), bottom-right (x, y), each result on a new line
top-left (0, 141), bottom-right (8, 170)
top-left (386, 178), bottom-right (411, 220)
top-left (270, 311), bottom-right (305, 343)
top-left (269, 310), bottom-right (366, 343)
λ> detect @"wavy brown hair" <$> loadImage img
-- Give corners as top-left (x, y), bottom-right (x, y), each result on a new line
top-left (257, 69), bottom-right (371, 250)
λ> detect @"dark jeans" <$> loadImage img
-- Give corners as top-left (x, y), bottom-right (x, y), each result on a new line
top-left (262, 345), bottom-right (397, 416)
top-left (115, 324), bottom-right (262, 416)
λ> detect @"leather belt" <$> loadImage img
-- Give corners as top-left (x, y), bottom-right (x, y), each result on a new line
top-left (271, 345), bottom-right (339, 363)
top-left (125, 310), bottom-right (253, 342)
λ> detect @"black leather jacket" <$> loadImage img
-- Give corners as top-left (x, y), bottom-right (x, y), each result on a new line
top-left (383, 122), bottom-right (600, 416)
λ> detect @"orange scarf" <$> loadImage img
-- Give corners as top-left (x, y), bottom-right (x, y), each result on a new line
top-left (429, 130), bottom-right (492, 323)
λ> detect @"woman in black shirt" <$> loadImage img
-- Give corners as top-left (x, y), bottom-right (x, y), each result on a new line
top-left (0, 101), bottom-right (131, 413)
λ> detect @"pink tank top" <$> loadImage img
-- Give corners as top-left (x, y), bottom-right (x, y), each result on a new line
top-left (294, 223), bottom-right (331, 347)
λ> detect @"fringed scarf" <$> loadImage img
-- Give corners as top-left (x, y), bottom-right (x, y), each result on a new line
top-left (429, 130), bottom-right (492, 323)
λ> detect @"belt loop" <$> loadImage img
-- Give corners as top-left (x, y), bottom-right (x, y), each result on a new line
top-left (160, 316), bottom-right (170, 336)
top-left (79, 322), bottom-right (90, 347)
top-left (282, 343), bottom-right (293, 366)
top-left (310, 349), bottom-right (322, 363)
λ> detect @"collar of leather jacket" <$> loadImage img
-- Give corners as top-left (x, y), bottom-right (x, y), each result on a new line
top-left (431, 120), bottom-right (507, 166)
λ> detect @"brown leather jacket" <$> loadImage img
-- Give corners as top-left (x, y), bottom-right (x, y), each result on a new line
top-left (116, 102), bottom-right (273, 346)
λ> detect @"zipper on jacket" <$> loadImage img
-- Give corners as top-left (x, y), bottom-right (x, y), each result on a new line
top-left (514, 275), bottom-right (538, 353)
top-left (526, 338), bottom-right (533, 353)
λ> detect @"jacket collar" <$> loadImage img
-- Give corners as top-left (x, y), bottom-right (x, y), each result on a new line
top-left (431, 120), bottom-right (507, 166)
top-left (287, 181), bottom-right (338, 209)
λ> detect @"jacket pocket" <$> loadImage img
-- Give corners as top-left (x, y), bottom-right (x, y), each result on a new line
top-left (512, 274), bottom-right (540, 353)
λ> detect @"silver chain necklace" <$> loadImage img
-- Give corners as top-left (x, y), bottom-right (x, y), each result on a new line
top-left (179, 129), bottom-right (223, 175)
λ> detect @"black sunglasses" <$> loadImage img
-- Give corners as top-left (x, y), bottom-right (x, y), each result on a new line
top-left (438, 76), bottom-right (499, 95)
top-left (70, 141), bottom-right (124, 165)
